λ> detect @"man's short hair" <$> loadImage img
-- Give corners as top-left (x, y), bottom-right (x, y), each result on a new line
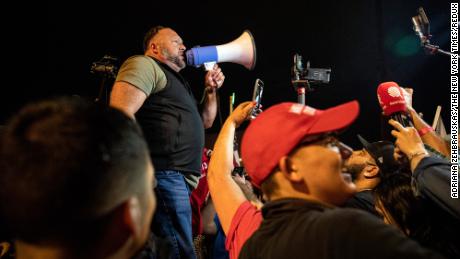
top-left (0, 97), bottom-right (150, 245)
top-left (143, 25), bottom-right (166, 52)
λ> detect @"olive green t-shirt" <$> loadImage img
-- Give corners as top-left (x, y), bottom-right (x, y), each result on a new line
top-left (115, 55), bottom-right (167, 95)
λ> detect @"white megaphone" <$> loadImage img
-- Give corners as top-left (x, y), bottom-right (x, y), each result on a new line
top-left (186, 30), bottom-right (257, 71)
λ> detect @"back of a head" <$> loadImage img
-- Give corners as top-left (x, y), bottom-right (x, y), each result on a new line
top-left (0, 97), bottom-right (150, 246)
top-left (143, 25), bottom-right (167, 52)
top-left (374, 170), bottom-right (421, 233)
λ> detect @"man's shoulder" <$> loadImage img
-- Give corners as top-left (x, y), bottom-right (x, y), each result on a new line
top-left (226, 201), bottom-right (262, 257)
top-left (124, 55), bottom-right (162, 70)
top-left (117, 55), bottom-right (167, 95)
top-left (239, 207), bottom-right (373, 258)
top-left (228, 201), bottom-right (262, 234)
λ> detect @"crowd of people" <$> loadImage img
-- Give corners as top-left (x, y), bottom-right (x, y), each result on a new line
top-left (0, 25), bottom-right (458, 259)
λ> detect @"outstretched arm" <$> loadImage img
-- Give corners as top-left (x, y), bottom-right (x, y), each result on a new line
top-left (408, 107), bottom-right (450, 157)
top-left (207, 101), bottom-right (254, 234)
top-left (390, 119), bottom-right (460, 219)
top-left (401, 87), bottom-right (450, 157)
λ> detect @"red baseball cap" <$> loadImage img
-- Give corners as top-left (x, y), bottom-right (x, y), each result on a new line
top-left (241, 101), bottom-right (360, 187)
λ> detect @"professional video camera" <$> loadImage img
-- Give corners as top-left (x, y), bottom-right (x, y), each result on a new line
top-left (291, 53), bottom-right (331, 104)
top-left (90, 55), bottom-right (119, 105)
top-left (90, 55), bottom-right (119, 79)
top-left (291, 53), bottom-right (331, 89)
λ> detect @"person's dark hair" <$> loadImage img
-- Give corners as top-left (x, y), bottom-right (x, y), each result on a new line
top-left (375, 169), bottom-right (460, 258)
top-left (0, 97), bottom-right (150, 245)
top-left (373, 170), bottom-right (423, 234)
top-left (143, 25), bottom-right (166, 52)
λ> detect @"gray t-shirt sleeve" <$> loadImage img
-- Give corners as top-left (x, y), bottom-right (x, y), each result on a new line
top-left (115, 55), bottom-right (167, 95)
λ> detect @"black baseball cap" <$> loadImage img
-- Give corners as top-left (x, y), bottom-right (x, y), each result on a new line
top-left (357, 135), bottom-right (399, 175)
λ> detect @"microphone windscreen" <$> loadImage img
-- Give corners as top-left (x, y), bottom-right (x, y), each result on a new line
top-left (376, 82), bottom-right (407, 116)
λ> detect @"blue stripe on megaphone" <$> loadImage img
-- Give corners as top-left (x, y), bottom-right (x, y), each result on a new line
top-left (186, 46), bottom-right (218, 67)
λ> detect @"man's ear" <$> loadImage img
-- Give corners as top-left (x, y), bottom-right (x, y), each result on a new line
top-left (278, 156), bottom-right (303, 183)
top-left (363, 165), bottom-right (380, 179)
top-left (150, 42), bottom-right (160, 55)
top-left (122, 196), bottom-right (142, 237)
top-left (99, 196), bottom-right (142, 253)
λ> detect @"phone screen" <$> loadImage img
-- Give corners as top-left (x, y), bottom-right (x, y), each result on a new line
top-left (251, 79), bottom-right (264, 118)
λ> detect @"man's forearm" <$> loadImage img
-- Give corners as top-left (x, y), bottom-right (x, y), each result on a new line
top-left (207, 118), bottom-right (247, 234)
top-left (421, 133), bottom-right (450, 157)
top-left (410, 109), bottom-right (450, 157)
top-left (202, 90), bottom-right (218, 129)
top-left (210, 118), bottom-right (236, 174)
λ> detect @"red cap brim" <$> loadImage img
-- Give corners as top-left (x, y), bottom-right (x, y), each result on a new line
top-left (308, 101), bottom-right (360, 135)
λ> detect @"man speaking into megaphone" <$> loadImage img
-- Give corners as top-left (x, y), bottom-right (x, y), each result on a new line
top-left (110, 25), bottom-right (226, 259)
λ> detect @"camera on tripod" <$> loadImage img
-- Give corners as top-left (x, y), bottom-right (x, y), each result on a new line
top-left (90, 55), bottom-right (119, 79)
top-left (291, 53), bottom-right (331, 92)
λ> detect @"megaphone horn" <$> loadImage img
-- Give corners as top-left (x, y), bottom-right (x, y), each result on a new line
top-left (186, 30), bottom-right (257, 70)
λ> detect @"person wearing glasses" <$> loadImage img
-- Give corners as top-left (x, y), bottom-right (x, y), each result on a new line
top-left (232, 101), bottom-right (444, 259)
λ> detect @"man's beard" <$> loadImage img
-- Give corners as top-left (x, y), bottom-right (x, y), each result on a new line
top-left (343, 163), bottom-right (366, 181)
top-left (163, 49), bottom-right (186, 69)
top-left (169, 56), bottom-right (186, 69)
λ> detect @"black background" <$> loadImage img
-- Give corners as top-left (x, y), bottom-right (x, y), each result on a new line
top-left (9, 0), bottom-right (454, 148)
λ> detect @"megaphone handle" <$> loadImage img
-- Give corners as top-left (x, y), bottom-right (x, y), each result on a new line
top-left (204, 61), bottom-right (217, 71)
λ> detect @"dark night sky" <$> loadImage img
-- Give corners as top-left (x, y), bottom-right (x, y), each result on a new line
top-left (11, 0), bottom-right (454, 148)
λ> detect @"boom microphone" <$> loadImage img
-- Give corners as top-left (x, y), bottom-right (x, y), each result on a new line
top-left (377, 82), bottom-right (414, 127)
